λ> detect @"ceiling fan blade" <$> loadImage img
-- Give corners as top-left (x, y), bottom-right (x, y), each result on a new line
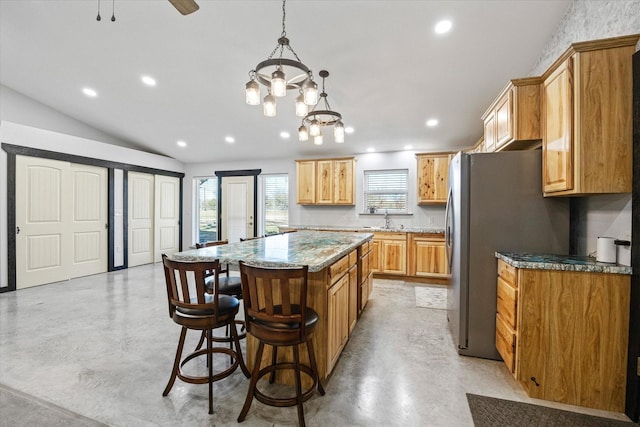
top-left (168, 0), bottom-right (199, 15)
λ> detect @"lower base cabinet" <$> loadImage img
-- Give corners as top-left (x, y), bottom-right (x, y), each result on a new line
top-left (496, 260), bottom-right (630, 412)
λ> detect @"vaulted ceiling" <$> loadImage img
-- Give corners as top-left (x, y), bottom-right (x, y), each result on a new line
top-left (0, 0), bottom-right (571, 163)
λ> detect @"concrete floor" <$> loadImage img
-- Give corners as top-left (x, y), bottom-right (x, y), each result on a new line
top-left (0, 264), bottom-right (632, 426)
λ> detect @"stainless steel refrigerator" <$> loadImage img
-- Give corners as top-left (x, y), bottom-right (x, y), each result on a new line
top-left (445, 150), bottom-right (569, 360)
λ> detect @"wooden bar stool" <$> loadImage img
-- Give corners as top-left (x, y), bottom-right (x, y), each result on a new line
top-left (237, 261), bottom-right (325, 427)
top-left (161, 255), bottom-right (250, 414)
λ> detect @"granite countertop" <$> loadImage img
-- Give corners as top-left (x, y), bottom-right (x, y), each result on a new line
top-left (285, 225), bottom-right (445, 234)
top-left (171, 230), bottom-right (373, 272)
top-left (496, 252), bottom-right (632, 275)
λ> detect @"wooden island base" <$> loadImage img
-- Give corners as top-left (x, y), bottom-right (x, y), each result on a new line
top-left (247, 241), bottom-right (373, 387)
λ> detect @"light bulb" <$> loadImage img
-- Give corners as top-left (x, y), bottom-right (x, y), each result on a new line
top-left (313, 133), bottom-right (323, 145)
top-left (271, 68), bottom-right (286, 97)
top-left (302, 78), bottom-right (318, 105)
top-left (298, 125), bottom-right (309, 141)
top-left (245, 79), bottom-right (260, 105)
top-left (295, 93), bottom-right (308, 117)
top-left (334, 121), bottom-right (345, 143)
top-left (309, 119), bottom-right (320, 137)
top-left (263, 93), bottom-right (276, 117)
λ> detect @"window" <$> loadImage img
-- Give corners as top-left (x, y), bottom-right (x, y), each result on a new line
top-left (195, 177), bottom-right (217, 243)
top-left (363, 169), bottom-right (408, 213)
top-left (263, 174), bottom-right (289, 235)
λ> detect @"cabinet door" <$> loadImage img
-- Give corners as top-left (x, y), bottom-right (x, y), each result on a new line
top-left (495, 90), bottom-right (513, 149)
top-left (333, 159), bottom-right (354, 205)
top-left (417, 155), bottom-right (451, 204)
top-left (370, 240), bottom-right (381, 272)
top-left (381, 240), bottom-right (406, 274)
top-left (484, 111), bottom-right (497, 152)
top-left (413, 237), bottom-right (447, 277)
top-left (296, 161), bottom-right (316, 204)
top-left (542, 58), bottom-right (573, 193)
top-left (348, 265), bottom-right (358, 333)
top-left (327, 274), bottom-right (349, 373)
top-left (316, 160), bottom-right (334, 204)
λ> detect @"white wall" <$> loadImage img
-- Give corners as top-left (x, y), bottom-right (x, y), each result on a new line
top-left (528, 0), bottom-right (640, 256)
top-left (0, 121), bottom-right (185, 288)
top-left (182, 150), bottom-right (446, 248)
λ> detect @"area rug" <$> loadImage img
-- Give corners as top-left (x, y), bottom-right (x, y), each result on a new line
top-left (466, 393), bottom-right (634, 427)
top-left (415, 285), bottom-right (447, 309)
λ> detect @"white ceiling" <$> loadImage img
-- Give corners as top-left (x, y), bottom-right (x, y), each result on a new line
top-left (0, 0), bottom-right (572, 164)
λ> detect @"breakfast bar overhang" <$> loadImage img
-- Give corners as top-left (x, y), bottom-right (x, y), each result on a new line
top-left (170, 230), bottom-right (375, 384)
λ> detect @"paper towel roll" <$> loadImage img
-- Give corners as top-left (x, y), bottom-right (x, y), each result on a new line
top-left (596, 237), bottom-right (616, 263)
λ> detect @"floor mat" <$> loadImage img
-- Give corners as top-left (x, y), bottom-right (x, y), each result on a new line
top-left (466, 393), bottom-right (633, 427)
top-left (415, 285), bottom-right (447, 309)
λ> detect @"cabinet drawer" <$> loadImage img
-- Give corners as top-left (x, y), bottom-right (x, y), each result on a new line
top-left (497, 276), bottom-right (518, 328)
top-left (359, 240), bottom-right (370, 254)
top-left (349, 250), bottom-right (357, 267)
top-left (329, 254), bottom-right (350, 284)
top-left (496, 314), bottom-right (516, 374)
top-left (497, 259), bottom-right (517, 286)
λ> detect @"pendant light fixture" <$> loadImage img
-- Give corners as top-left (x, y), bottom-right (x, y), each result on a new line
top-left (245, 0), bottom-right (318, 117)
top-left (298, 70), bottom-right (345, 144)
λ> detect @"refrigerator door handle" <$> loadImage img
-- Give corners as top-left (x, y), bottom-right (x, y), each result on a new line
top-left (445, 187), bottom-right (453, 272)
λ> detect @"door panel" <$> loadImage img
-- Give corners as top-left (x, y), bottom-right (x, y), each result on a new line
top-left (16, 156), bottom-right (71, 288)
top-left (70, 164), bottom-right (107, 278)
top-left (221, 176), bottom-right (254, 242)
top-left (154, 175), bottom-right (180, 262)
top-left (128, 172), bottom-right (154, 266)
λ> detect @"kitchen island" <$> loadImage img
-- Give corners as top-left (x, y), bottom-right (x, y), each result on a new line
top-left (170, 231), bottom-right (374, 385)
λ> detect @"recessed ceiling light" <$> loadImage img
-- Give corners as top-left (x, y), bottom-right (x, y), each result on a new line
top-left (176, 140), bottom-right (187, 147)
top-left (82, 87), bottom-right (97, 97)
top-left (435, 20), bottom-right (452, 34)
top-left (141, 75), bottom-right (157, 86)
top-left (345, 126), bottom-right (355, 134)
top-left (426, 118), bottom-right (439, 127)
top-left (225, 136), bottom-right (235, 143)
top-left (280, 131), bottom-right (290, 139)
top-left (367, 147), bottom-right (375, 153)
top-left (404, 145), bottom-right (413, 150)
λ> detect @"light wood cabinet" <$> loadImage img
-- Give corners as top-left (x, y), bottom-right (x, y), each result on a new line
top-left (295, 160), bottom-right (316, 204)
top-left (541, 35), bottom-right (639, 196)
top-left (496, 259), bottom-right (631, 412)
top-left (408, 233), bottom-right (447, 278)
top-left (296, 157), bottom-right (355, 205)
top-left (371, 232), bottom-right (406, 275)
top-left (482, 77), bottom-right (542, 152)
top-left (327, 273), bottom-right (349, 373)
top-left (358, 240), bottom-right (373, 314)
top-left (416, 153), bottom-right (452, 205)
top-left (326, 249), bottom-right (358, 373)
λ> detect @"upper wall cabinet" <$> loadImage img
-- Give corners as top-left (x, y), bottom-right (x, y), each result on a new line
top-left (417, 153), bottom-right (452, 205)
top-left (482, 77), bottom-right (542, 152)
top-left (541, 35), bottom-right (639, 197)
top-left (296, 157), bottom-right (355, 205)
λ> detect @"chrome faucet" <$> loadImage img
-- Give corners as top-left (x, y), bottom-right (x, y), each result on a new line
top-left (384, 210), bottom-right (391, 229)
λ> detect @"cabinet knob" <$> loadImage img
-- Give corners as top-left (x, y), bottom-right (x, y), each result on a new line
top-left (530, 377), bottom-right (540, 387)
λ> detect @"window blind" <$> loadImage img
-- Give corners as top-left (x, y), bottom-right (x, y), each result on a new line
top-left (363, 169), bottom-right (408, 212)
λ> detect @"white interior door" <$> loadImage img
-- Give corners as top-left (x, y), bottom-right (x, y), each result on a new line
top-left (70, 164), bottom-right (108, 278)
top-left (154, 175), bottom-right (180, 262)
top-left (221, 176), bottom-right (254, 242)
top-left (15, 155), bottom-right (71, 288)
top-left (128, 172), bottom-right (154, 267)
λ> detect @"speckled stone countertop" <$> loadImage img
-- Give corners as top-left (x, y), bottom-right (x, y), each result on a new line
top-left (171, 231), bottom-right (373, 272)
top-left (284, 225), bottom-right (445, 234)
top-left (496, 252), bottom-right (632, 275)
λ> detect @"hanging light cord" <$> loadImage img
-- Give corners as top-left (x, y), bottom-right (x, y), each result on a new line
top-left (111, 0), bottom-right (116, 22)
top-left (96, 0), bottom-right (101, 21)
top-left (266, 0), bottom-right (303, 63)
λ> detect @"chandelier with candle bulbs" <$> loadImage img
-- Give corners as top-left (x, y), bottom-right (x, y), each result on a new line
top-left (245, 0), bottom-right (318, 117)
top-left (298, 70), bottom-right (345, 145)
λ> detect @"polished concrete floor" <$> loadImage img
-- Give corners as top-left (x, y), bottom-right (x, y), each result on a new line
top-left (0, 264), bottom-right (632, 426)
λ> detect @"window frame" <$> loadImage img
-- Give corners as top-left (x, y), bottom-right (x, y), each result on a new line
top-left (193, 176), bottom-right (218, 244)
top-left (362, 168), bottom-right (409, 214)
top-left (261, 173), bottom-right (289, 236)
